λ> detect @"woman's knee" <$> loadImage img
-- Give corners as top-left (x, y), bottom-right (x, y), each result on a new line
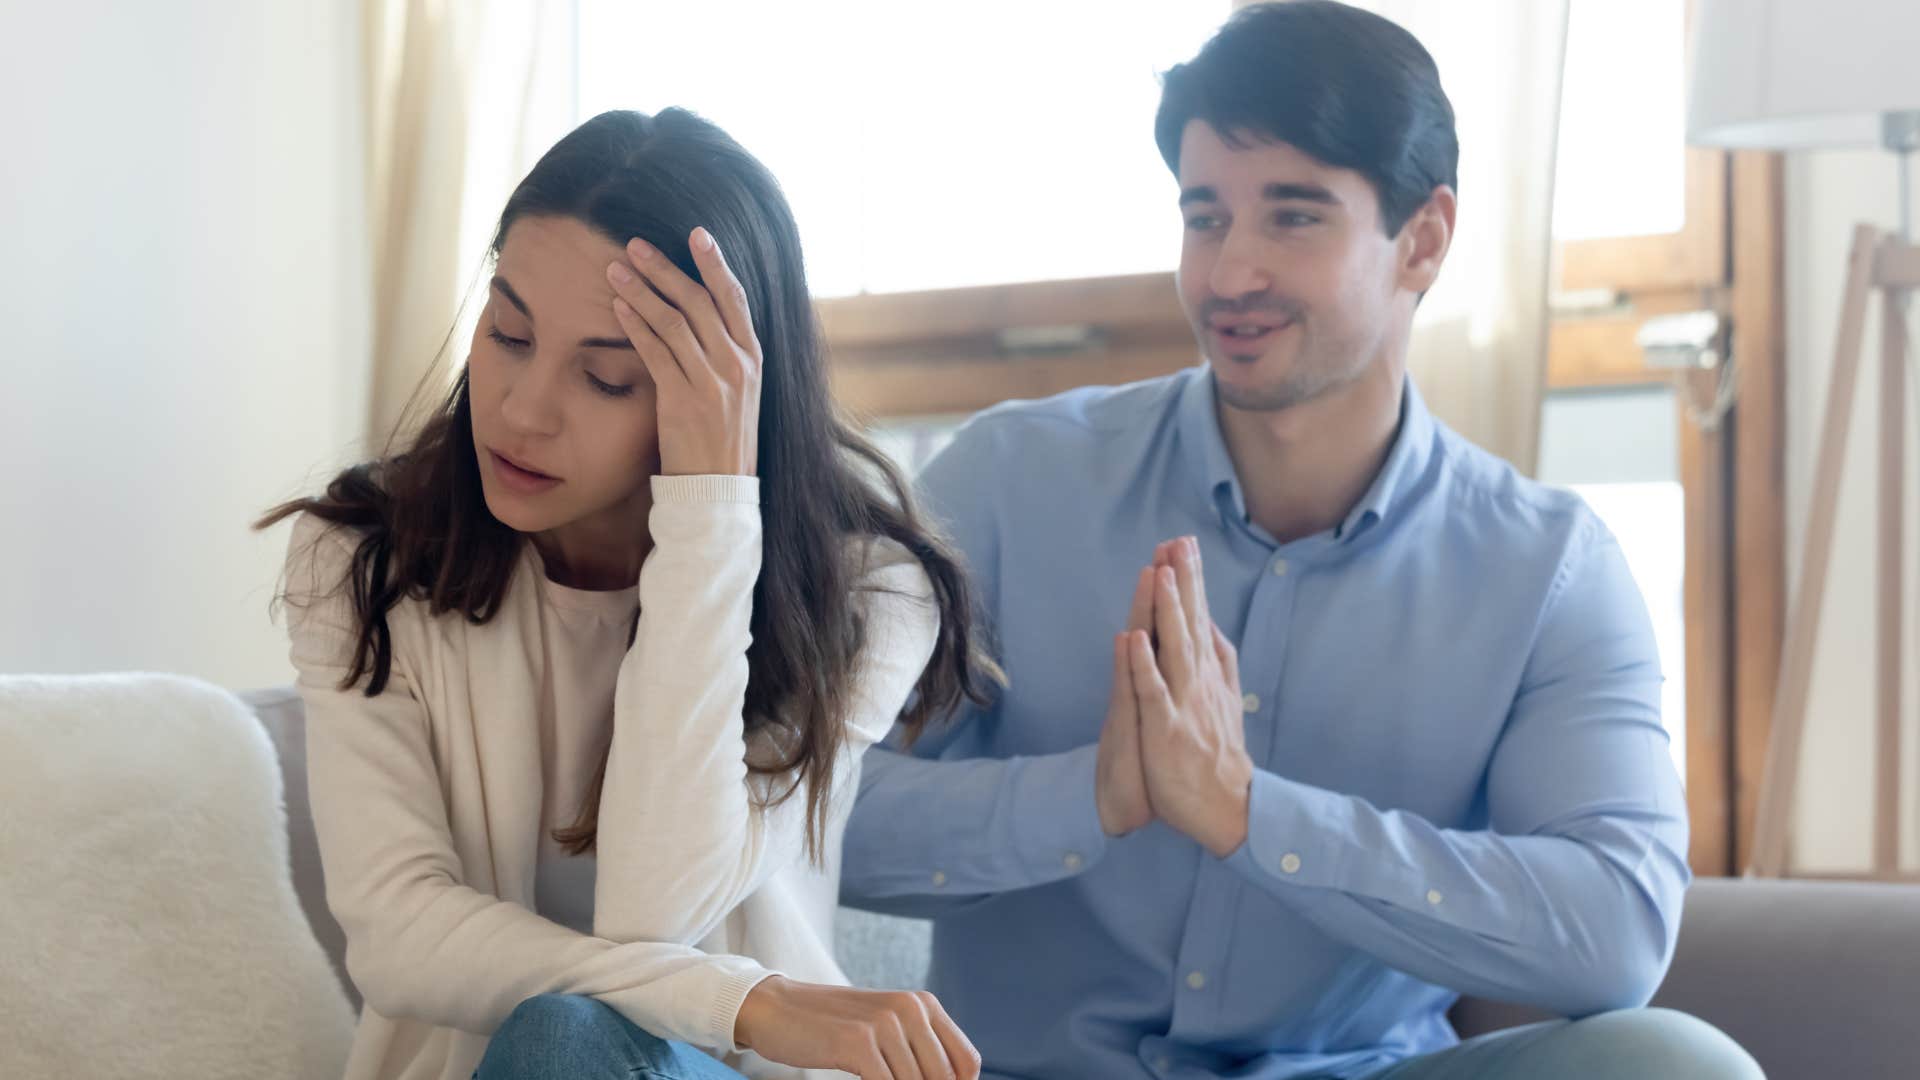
top-left (503, 993), bottom-right (602, 1028)
top-left (481, 994), bottom-right (670, 1079)
top-left (503, 994), bottom-right (634, 1040)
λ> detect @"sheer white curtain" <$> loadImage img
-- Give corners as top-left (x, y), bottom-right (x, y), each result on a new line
top-left (359, 0), bottom-right (575, 446)
top-left (1236, 0), bottom-right (1570, 475)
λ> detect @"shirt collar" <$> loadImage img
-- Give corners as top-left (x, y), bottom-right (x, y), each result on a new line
top-left (1336, 377), bottom-right (1435, 542)
top-left (1176, 364), bottom-right (1248, 527)
top-left (1177, 366), bottom-right (1438, 544)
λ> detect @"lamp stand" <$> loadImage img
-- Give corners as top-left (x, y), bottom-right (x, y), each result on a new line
top-left (1890, 111), bottom-right (1919, 242)
top-left (1749, 219), bottom-right (1919, 879)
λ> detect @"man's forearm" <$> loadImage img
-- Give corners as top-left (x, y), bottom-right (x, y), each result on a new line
top-left (1223, 769), bottom-right (1689, 1016)
top-left (840, 742), bottom-right (1111, 909)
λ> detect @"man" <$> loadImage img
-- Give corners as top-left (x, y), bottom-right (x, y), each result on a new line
top-left (841, 3), bottom-right (1761, 1078)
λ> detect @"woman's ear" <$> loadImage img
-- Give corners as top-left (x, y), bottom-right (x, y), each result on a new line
top-left (1396, 185), bottom-right (1456, 296)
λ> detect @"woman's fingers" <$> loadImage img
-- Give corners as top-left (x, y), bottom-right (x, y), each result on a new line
top-left (851, 1035), bottom-right (891, 1080)
top-left (685, 227), bottom-right (761, 366)
top-left (623, 234), bottom-right (734, 371)
top-left (897, 993), bottom-right (958, 1080)
top-left (609, 295), bottom-right (681, 390)
top-left (875, 1008), bottom-right (925, 1080)
top-left (920, 991), bottom-right (983, 1080)
top-left (607, 257), bottom-right (700, 384)
top-left (738, 979), bottom-right (976, 1080)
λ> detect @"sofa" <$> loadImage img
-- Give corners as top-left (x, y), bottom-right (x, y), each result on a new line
top-left (237, 685), bottom-right (1920, 1079)
top-left (10, 673), bottom-right (1911, 1077)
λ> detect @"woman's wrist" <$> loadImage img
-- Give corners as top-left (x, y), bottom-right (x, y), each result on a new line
top-left (732, 973), bottom-right (788, 1051)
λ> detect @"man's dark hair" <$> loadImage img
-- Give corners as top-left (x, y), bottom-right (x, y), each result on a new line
top-left (1155, 0), bottom-right (1459, 236)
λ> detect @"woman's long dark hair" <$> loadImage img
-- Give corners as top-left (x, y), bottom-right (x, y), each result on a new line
top-left (260, 109), bottom-right (996, 858)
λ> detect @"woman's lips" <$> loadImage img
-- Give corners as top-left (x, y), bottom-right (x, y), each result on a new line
top-left (490, 450), bottom-right (561, 493)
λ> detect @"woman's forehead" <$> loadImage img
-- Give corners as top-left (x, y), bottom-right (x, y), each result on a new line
top-left (494, 216), bottom-right (626, 321)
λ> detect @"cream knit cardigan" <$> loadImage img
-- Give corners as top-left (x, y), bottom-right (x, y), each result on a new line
top-left (283, 475), bottom-right (937, 1080)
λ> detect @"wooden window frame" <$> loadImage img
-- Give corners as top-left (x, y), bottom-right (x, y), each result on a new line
top-left (1535, 0), bottom-right (1784, 878)
top-left (1557, 0), bottom-right (1725, 297)
top-left (819, 273), bottom-right (1194, 419)
top-left (1543, 150), bottom-right (1785, 878)
top-left (1558, 146), bottom-right (1727, 294)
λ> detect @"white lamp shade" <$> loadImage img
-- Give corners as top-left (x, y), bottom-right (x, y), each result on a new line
top-left (1688, 0), bottom-right (1920, 148)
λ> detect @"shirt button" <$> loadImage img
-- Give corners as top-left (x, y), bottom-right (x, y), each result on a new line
top-left (1427, 889), bottom-right (1444, 906)
top-left (1272, 559), bottom-right (1289, 577)
top-left (1153, 1056), bottom-right (1172, 1072)
top-left (1279, 853), bottom-right (1303, 874)
top-left (1062, 852), bottom-right (1084, 872)
top-left (1242, 692), bottom-right (1260, 713)
top-left (1185, 970), bottom-right (1207, 990)
top-left (931, 871), bottom-right (948, 887)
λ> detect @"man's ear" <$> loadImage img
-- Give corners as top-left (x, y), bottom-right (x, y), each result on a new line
top-left (1397, 185), bottom-right (1456, 295)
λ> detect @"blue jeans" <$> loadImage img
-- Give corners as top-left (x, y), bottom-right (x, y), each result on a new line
top-left (475, 994), bottom-right (746, 1080)
top-left (1359, 1008), bottom-right (1763, 1080)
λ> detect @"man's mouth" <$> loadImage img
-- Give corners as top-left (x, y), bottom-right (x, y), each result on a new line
top-left (1209, 318), bottom-right (1295, 349)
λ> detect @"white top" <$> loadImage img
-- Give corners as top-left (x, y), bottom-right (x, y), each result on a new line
top-left (283, 475), bottom-right (939, 1080)
top-left (527, 569), bottom-right (632, 939)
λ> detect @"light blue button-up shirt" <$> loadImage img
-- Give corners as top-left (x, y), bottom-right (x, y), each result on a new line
top-left (841, 365), bottom-right (1690, 1080)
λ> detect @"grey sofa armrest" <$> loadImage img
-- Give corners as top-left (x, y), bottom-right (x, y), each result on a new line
top-left (1453, 876), bottom-right (1920, 1079)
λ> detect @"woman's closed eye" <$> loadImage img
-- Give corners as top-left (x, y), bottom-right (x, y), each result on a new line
top-left (586, 372), bottom-right (635, 398)
top-left (489, 326), bottom-right (635, 397)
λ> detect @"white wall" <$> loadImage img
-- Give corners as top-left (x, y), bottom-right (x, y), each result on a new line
top-left (1, 1), bottom-right (370, 690)
top-left (1783, 149), bottom-right (1920, 872)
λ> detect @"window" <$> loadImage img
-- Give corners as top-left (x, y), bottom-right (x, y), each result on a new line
top-left (1552, 0), bottom-right (1688, 242)
top-left (1552, 0), bottom-right (1724, 293)
top-left (575, 0), bottom-right (1229, 297)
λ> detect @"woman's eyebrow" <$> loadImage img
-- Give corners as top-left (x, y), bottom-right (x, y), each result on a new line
top-left (490, 276), bottom-right (532, 320)
top-left (491, 275), bottom-right (633, 351)
top-left (579, 336), bottom-right (635, 351)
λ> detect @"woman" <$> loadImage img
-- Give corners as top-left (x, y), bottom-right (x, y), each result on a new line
top-left (262, 109), bottom-right (990, 1080)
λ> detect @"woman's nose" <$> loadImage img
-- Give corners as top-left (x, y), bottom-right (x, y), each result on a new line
top-left (498, 359), bottom-right (563, 437)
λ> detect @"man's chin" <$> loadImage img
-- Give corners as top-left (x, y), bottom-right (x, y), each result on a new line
top-left (1207, 351), bottom-right (1318, 413)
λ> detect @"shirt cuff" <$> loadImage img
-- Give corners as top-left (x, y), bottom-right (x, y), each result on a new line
top-left (1007, 742), bottom-right (1110, 882)
top-left (652, 474), bottom-right (761, 505)
top-left (1225, 768), bottom-right (1351, 890)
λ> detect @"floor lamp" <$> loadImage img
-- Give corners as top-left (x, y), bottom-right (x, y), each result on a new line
top-left (1688, 0), bottom-right (1920, 878)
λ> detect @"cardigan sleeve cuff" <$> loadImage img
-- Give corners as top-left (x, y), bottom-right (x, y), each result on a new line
top-left (652, 474), bottom-right (761, 506)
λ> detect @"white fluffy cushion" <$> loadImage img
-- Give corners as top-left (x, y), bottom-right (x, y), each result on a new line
top-left (0, 673), bottom-right (354, 1079)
